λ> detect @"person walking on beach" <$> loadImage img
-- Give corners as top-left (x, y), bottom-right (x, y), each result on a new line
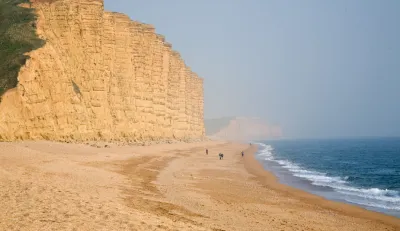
top-left (241, 151), bottom-right (244, 157)
top-left (219, 153), bottom-right (224, 160)
top-left (206, 149), bottom-right (208, 155)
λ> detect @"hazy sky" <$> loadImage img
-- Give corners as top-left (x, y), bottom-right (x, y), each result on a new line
top-left (104, 0), bottom-right (400, 139)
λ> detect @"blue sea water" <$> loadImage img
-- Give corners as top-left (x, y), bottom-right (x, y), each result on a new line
top-left (254, 138), bottom-right (400, 218)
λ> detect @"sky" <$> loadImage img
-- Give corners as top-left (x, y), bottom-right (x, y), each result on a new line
top-left (104, 0), bottom-right (400, 139)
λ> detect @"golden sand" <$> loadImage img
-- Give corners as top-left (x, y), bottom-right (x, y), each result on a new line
top-left (0, 141), bottom-right (399, 230)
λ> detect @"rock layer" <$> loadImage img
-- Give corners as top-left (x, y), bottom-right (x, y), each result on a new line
top-left (0, 0), bottom-right (205, 142)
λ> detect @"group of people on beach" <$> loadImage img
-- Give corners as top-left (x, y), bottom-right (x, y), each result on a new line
top-left (205, 148), bottom-right (245, 160)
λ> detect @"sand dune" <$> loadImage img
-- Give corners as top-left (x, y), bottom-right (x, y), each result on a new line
top-left (0, 141), bottom-right (399, 230)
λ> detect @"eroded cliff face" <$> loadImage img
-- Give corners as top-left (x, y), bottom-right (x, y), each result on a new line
top-left (0, 0), bottom-right (205, 142)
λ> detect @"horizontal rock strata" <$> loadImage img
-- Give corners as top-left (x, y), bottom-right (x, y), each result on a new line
top-left (0, 0), bottom-right (205, 142)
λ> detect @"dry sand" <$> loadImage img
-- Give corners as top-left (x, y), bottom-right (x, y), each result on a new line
top-left (0, 141), bottom-right (399, 230)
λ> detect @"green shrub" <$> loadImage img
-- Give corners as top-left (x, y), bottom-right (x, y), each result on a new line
top-left (0, 0), bottom-right (45, 99)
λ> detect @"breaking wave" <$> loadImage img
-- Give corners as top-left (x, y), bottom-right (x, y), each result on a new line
top-left (255, 142), bottom-right (400, 211)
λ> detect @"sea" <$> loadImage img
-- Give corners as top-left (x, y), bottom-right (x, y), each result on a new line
top-left (253, 137), bottom-right (400, 218)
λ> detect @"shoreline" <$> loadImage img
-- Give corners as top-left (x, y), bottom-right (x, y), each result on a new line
top-left (0, 140), bottom-right (399, 230)
top-left (243, 144), bottom-right (400, 227)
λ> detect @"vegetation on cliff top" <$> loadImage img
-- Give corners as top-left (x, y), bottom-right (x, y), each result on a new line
top-left (0, 0), bottom-right (45, 98)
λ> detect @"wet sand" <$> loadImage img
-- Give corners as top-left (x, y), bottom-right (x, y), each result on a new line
top-left (0, 141), bottom-right (399, 230)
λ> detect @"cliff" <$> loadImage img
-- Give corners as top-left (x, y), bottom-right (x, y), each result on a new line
top-left (205, 117), bottom-right (282, 141)
top-left (0, 0), bottom-right (205, 142)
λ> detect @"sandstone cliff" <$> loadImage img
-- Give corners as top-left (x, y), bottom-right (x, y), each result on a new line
top-left (205, 117), bottom-right (282, 141)
top-left (0, 0), bottom-right (205, 142)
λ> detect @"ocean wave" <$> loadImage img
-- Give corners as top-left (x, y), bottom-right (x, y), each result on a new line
top-left (253, 142), bottom-right (400, 211)
top-left (343, 197), bottom-right (400, 211)
top-left (335, 187), bottom-right (400, 203)
top-left (256, 143), bottom-right (274, 160)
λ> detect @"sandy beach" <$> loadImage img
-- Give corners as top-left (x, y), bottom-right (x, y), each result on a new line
top-left (0, 141), bottom-right (399, 231)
